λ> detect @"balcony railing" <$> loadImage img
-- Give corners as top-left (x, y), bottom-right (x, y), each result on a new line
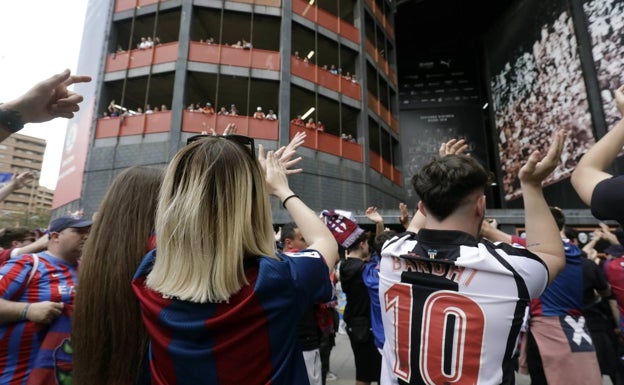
top-left (116, 0), bottom-right (281, 13)
top-left (95, 111), bottom-right (172, 138)
top-left (369, 150), bottom-right (402, 186)
top-left (367, 92), bottom-right (398, 133)
top-left (106, 42), bottom-right (179, 73)
top-left (363, 0), bottom-right (395, 40)
top-left (182, 112), bottom-right (279, 141)
top-left (188, 42), bottom-right (281, 71)
top-left (290, 124), bottom-right (363, 163)
top-left (365, 39), bottom-right (397, 85)
top-left (291, 58), bottom-right (361, 101)
top-left (292, 0), bottom-right (359, 44)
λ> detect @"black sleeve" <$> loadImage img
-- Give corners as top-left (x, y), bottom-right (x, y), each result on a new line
top-left (587, 259), bottom-right (609, 293)
top-left (591, 176), bottom-right (624, 227)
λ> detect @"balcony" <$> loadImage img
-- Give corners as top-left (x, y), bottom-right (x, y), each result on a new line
top-left (369, 150), bottom-right (402, 186)
top-left (367, 92), bottom-right (398, 133)
top-left (182, 112), bottom-right (279, 141)
top-left (115, 0), bottom-right (281, 12)
top-left (363, 0), bottom-right (395, 40)
top-left (106, 42), bottom-right (179, 73)
top-left (291, 58), bottom-right (362, 101)
top-left (289, 124), bottom-right (362, 163)
top-left (95, 111), bottom-right (172, 138)
top-left (292, 0), bottom-right (359, 45)
top-left (365, 39), bottom-right (397, 85)
top-left (188, 42), bottom-right (281, 72)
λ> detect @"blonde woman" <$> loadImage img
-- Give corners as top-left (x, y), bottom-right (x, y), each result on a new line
top-left (132, 133), bottom-right (338, 385)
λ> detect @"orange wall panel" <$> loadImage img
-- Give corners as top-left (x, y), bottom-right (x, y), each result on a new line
top-left (317, 9), bottom-right (339, 32)
top-left (119, 115), bottom-right (145, 136)
top-left (96, 118), bottom-right (120, 138)
top-left (340, 78), bottom-right (361, 101)
top-left (293, 0), bottom-right (316, 19)
top-left (342, 140), bottom-right (363, 162)
top-left (182, 111), bottom-right (217, 133)
top-left (145, 111), bottom-right (172, 133)
top-left (291, 59), bottom-right (316, 83)
top-left (220, 46), bottom-right (252, 67)
top-left (115, 0), bottom-right (136, 13)
top-left (249, 119), bottom-right (279, 140)
top-left (137, 0), bottom-right (158, 6)
top-left (369, 150), bottom-right (382, 173)
top-left (106, 52), bottom-right (130, 72)
top-left (153, 42), bottom-right (179, 64)
top-left (317, 132), bottom-right (342, 157)
top-left (215, 115), bottom-right (250, 135)
top-left (188, 42), bottom-right (220, 64)
top-left (339, 21), bottom-right (360, 44)
top-left (317, 70), bottom-right (339, 91)
top-left (251, 49), bottom-right (281, 71)
top-left (129, 49), bottom-right (153, 69)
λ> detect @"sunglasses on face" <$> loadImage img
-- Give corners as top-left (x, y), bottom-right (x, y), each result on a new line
top-left (186, 134), bottom-right (255, 158)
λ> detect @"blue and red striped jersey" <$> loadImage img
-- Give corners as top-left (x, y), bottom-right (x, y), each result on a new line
top-left (0, 252), bottom-right (78, 385)
top-left (132, 248), bottom-right (332, 385)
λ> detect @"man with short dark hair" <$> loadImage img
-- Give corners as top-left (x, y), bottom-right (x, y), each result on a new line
top-left (380, 131), bottom-right (566, 385)
top-left (0, 227), bottom-right (37, 264)
top-left (0, 215), bottom-right (91, 384)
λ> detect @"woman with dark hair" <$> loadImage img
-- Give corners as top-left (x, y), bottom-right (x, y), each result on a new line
top-left (72, 166), bottom-right (163, 385)
top-left (132, 132), bottom-right (338, 384)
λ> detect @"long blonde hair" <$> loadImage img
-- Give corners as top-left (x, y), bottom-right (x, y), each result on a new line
top-left (147, 137), bottom-right (277, 303)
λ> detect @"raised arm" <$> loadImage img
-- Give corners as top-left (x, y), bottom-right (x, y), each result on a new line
top-left (260, 146), bottom-right (338, 269)
top-left (571, 85), bottom-right (624, 205)
top-left (519, 130), bottom-right (567, 283)
top-left (0, 172), bottom-right (34, 203)
top-left (365, 206), bottom-right (385, 235)
top-left (0, 70), bottom-right (92, 142)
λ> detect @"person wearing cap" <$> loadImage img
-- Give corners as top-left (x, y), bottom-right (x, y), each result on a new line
top-left (253, 106), bottom-right (265, 120)
top-left (0, 215), bottom-right (91, 384)
top-left (324, 210), bottom-right (381, 385)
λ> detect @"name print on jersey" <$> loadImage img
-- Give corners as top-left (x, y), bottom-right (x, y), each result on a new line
top-left (391, 254), bottom-right (478, 288)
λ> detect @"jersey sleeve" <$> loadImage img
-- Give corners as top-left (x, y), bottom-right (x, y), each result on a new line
top-left (361, 262), bottom-right (380, 291)
top-left (0, 255), bottom-right (35, 301)
top-left (591, 176), bottom-right (624, 227)
top-left (492, 242), bottom-right (549, 299)
top-left (281, 250), bottom-right (332, 305)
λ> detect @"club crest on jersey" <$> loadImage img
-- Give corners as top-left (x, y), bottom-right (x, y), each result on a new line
top-left (427, 249), bottom-right (438, 259)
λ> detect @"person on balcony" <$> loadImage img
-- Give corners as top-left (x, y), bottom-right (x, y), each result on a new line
top-left (161, 104), bottom-right (168, 112)
top-left (305, 118), bottom-right (316, 130)
top-left (138, 37), bottom-right (148, 50)
top-left (243, 39), bottom-right (253, 50)
top-left (266, 110), bottom-right (278, 121)
top-left (145, 104), bottom-right (153, 114)
top-left (202, 103), bottom-right (215, 115)
top-left (231, 41), bottom-right (243, 49)
top-left (230, 104), bottom-right (239, 116)
top-left (218, 107), bottom-right (229, 115)
top-left (291, 115), bottom-right (304, 126)
top-left (317, 121), bottom-right (325, 132)
top-left (329, 65), bottom-right (338, 75)
top-left (253, 107), bottom-right (266, 120)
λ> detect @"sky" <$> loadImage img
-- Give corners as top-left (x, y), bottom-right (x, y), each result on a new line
top-left (0, 1), bottom-right (88, 189)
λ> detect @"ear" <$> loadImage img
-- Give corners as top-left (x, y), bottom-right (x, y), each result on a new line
top-left (475, 194), bottom-right (486, 218)
top-left (418, 201), bottom-right (427, 217)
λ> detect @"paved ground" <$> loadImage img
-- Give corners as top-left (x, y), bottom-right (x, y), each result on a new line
top-left (327, 333), bottom-right (613, 385)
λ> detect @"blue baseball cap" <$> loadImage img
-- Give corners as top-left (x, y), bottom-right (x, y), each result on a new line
top-left (48, 215), bottom-right (92, 233)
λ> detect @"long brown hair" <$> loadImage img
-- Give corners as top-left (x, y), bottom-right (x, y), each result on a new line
top-left (72, 166), bottom-right (163, 385)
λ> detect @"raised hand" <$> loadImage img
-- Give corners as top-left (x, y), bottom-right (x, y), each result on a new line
top-left (365, 206), bottom-right (383, 224)
top-left (439, 138), bottom-right (469, 157)
top-left (519, 130), bottom-right (566, 187)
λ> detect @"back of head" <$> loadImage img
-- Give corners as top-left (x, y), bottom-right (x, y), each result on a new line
top-left (280, 222), bottom-right (298, 244)
top-left (72, 166), bottom-right (163, 385)
top-left (374, 229), bottom-right (397, 253)
top-left (412, 155), bottom-right (489, 221)
top-left (0, 227), bottom-right (34, 249)
top-left (148, 137), bottom-right (276, 303)
top-left (549, 206), bottom-right (566, 231)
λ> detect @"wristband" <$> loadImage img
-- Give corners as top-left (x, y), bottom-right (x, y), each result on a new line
top-left (20, 303), bottom-right (30, 321)
top-left (282, 194), bottom-right (300, 209)
top-left (0, 104), bottom-right (25, 133)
